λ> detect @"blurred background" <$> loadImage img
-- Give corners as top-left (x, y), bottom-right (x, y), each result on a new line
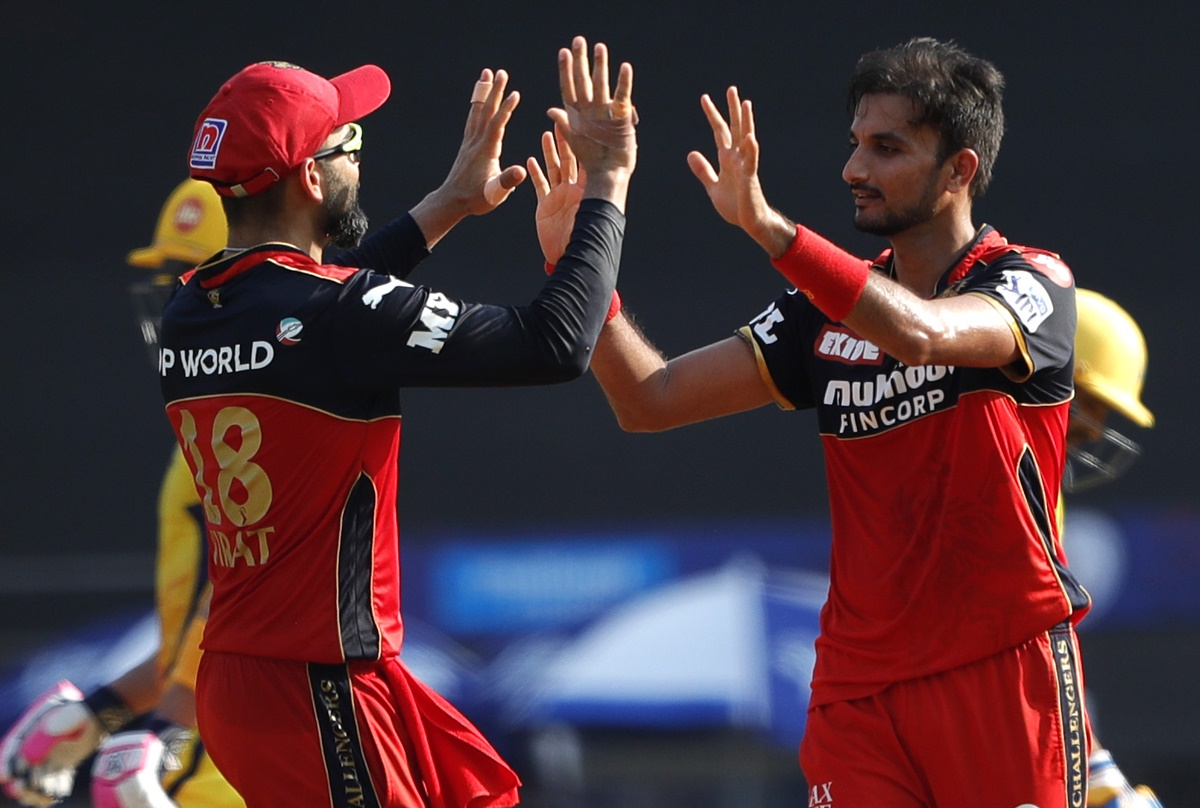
top-left (1, 0), bottom-right (1197, 805)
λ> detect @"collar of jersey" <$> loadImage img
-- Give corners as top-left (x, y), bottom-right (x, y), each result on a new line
top-left (870, 225), bottom-right (1007, 295)
top-left (181, 243), bottom-right (315, 289)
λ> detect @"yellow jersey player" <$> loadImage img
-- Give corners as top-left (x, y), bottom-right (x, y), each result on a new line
top-left (0, 179), bottom-right (245, 808)
top-left (1066, 289), bottom-right (1162, 808)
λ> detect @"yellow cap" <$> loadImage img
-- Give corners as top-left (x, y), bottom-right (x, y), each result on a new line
top-left (1074, 288), bottom-right (1154, 427)
top-left (126, 179), bottom-right (227, 268)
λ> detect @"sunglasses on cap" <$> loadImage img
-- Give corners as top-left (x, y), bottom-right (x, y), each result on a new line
top-left (313, 123), bottom-right (363, 162)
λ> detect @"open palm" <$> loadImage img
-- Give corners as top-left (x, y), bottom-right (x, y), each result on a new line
top-left (529, 127), bottom-right (586, 265)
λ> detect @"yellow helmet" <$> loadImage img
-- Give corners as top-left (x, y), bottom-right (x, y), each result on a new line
top-left (1074, 288), bottom-right (1154, 428)
top-left (126, 178), bottom-right (226, 268)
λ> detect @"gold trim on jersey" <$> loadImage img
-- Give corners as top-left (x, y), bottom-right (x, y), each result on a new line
top-left (735, 326), bottom-right (794, 411)
top-left (969, 291), bottom-right (1036, 384)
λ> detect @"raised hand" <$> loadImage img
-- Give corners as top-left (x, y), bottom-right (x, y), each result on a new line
top-left (546, 36), bottom-right (636, 211)
top-left (528, 125), bottom-right (586, 266)
top-left (442, 68), bottom-right (528, 214)
top-left (687, 86), bottom-right (784, 249)
top-left (410, 68), bottom-right (530, 248)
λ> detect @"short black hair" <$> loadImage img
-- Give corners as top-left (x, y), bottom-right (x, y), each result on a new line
top-left (849, 37), bottom-right (1005, 198)
top-left (219, 179), bottom-right (289, 229)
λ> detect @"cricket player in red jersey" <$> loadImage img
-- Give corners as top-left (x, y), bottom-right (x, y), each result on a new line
top-left (533, 37), bottom-right (1085, 806)
top-left (158, 38), bottom-right (636, 807)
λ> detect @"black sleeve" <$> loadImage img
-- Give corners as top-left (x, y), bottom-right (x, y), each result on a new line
top-left (334, 198), bottom-right (625, 387)
top-left (741, 288), bottom-right (820, 410)
top-left (960, 252), bottom-right (1076, 381)
top-left (326, 213), bottom-right (430, 279)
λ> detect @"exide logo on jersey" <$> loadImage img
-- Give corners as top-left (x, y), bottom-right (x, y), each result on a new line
top-left (814, 325), bottom-right (882, 366)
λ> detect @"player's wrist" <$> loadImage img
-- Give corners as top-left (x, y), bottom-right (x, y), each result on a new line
top-left (544, 262), bottom-right (621, 323)
top-left (83, 686), bottom-right (134, 735)
top-left (770, 224), bottom-right (870, 322)
top-left (580, 171), bottom-right (632, 212)
top-left (752, 209), bottom-right (798, 260)
top-left (605, 289), bottom-right (623, 323)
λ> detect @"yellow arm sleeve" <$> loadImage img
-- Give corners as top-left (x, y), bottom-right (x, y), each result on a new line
top-left (167, 613), bottom-right (207, 691)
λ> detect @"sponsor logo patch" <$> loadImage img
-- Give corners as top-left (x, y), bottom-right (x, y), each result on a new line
top-left (173, 197), bottom-right (204, 233)
top-left (362, 277), bottom-right (410, 310)
top-left (276, 317), bottom-right (304, 345)
top-left (996, 270), bottom-right (1054, 333)
top-left (814, 325), bottom-right (882, 365)
top-left (190, 118), bottom-right (227, 170)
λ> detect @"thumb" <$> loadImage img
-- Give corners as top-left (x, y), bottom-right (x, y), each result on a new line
top-left (686, 151), bottom-right (718, 187)
top-left (483, 166), bottom-right (527, 207)
top-left (497, 164), bottom-right (528, 191)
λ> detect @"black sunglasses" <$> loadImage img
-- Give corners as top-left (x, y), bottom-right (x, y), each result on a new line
top-left (313, 123), bottom-right (363, 162)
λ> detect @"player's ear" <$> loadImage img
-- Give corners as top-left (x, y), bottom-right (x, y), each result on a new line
top-left (945, 148), bottom-right (979, 194)
top-left (298, 157), bottom-right (325, 203)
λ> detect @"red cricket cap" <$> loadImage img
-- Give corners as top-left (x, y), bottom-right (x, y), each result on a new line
top-left (188, 60), bottom-right (391, 198)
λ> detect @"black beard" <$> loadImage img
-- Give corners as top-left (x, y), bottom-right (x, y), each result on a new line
top-left (322, 171), bottom-right (369, 249)
top-left (327, 205), bottom-right (369, 249)
top-left (853, 204), bottom-right (932, 237)
top-left (850, 173), bottom-right (943, 237)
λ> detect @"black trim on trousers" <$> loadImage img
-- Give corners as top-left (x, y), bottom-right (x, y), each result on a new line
top-left (307, 663), bottom-right (382, 808)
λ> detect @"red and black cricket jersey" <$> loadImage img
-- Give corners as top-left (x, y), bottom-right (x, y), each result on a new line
top-left (159, 201), bottom-right (624, 664)
top-left (740, 226), bottom-right (1085, 707)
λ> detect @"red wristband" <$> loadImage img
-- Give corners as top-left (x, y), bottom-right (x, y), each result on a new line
top-left (771, 225), bottom-right (870, 322)
top-left (545, 262), bottom-right (621, 323)
top-left (605, 289), bottom-right (622, 323)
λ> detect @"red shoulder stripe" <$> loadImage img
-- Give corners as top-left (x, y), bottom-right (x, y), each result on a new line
top-left (184, 250), bottom-right (359, 289)
top-left (266, 252), bottom-right (359, 282)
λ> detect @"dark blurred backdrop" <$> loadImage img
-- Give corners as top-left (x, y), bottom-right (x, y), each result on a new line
top-left (1, 0), bottom-right (1197, 804)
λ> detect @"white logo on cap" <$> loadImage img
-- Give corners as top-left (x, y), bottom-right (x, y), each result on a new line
top-left (190, 118), bottom-right (228, 170)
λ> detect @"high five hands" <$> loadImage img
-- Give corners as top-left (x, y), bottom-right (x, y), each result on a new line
top-left (545, 37), bottom-right (636, 209)
top-left (529, 36), bottom-right (636, 264)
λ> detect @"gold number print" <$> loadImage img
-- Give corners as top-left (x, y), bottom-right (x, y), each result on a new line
top-left (178, 409), bottom-right (222, 524)
top-left (178, 406), bottom-right (274, 526)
